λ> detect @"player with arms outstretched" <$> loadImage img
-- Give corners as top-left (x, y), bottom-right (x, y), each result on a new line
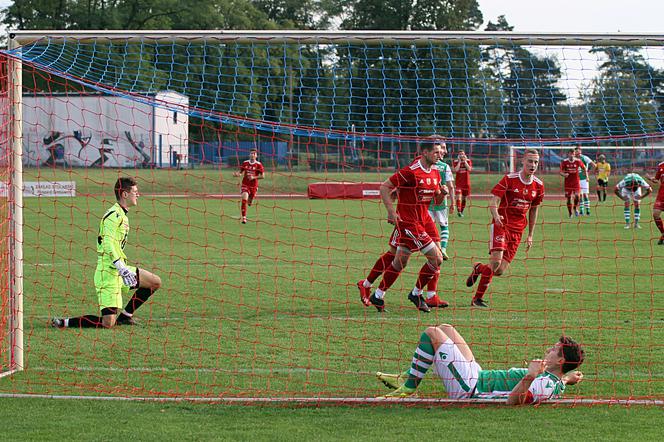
top-left (361, 140), bottom-right (447, 313)
top-left (595, 154), bottom-right (611, 202)
top-left (51, 177), bottom-right (162, 328)
top-left (453, 150), bottom-right (472, 217)
top-left (614, 172), bottom-right (652, 229)
top-left (466, 149), bottom-right (544, 308)
top-left (647, 161), bottom-right (664, 244)
top-left (376, 323), bottom-right (584, 404)
top-left (560, 148), bottom-right (586, 218)
top-left (233, 148), bottom-right (265, 224)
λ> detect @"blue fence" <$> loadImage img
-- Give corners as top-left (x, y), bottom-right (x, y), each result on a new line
top-left (189, 141), bottom-right (288, 165)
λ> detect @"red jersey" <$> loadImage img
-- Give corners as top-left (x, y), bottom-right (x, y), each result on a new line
top-left (491, 172), bottom-right (545, 232)
top-left (453, 159), bottom-right (472, 189)
top-left (560, 158), bottom-right (585, 190)
top-left (655, 161), bottom-right (664, 201)
top-left (389, 159), bottom-right (442, 225)
top-left (239, 160), bottom-right (264, 188)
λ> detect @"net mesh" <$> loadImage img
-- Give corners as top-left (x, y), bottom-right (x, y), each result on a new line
top-left (0, 34), bottom-right (663, 402)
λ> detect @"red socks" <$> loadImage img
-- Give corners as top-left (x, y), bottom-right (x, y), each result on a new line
top-left (474, 263), bottom-right (494, 300)
top-left (241, 200), bottom-right (247, 217)
top-left (367, 251), bottom-right (395, 284)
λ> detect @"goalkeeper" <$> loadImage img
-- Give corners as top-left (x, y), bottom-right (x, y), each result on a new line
top-left (51, 177), bottom-right (162, 328)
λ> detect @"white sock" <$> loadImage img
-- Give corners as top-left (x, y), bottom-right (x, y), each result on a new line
top-left (425, 291), bottom-right (436, 299)
top-left (362, 279), bottom-right (371, 289)
top-left (374, 289), bottom-right (385, 299)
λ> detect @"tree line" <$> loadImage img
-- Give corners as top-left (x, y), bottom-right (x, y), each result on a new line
top-left (2, 0), bottom-right (663, 144)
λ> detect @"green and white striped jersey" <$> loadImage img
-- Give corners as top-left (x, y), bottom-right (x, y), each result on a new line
top-left (473, 368), bottom-right (565, 403)
top-left (578, 154), bottom-right (593, 180)
top-left (616, 173), bottom-right (650, 191)
top-left (429, 160), bottom-right (454, 211)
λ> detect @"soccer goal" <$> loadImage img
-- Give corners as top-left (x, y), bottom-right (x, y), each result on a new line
top-left (1, 30), bottom-right (664, 405)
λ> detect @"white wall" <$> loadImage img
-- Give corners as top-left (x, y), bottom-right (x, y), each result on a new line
top-left (153, 91), bottom-right (189, 167)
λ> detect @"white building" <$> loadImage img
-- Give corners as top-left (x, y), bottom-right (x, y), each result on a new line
top-left (21, 91), bottom-right (189, 168)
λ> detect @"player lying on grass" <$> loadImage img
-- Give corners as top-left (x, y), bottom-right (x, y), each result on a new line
top-left (51, 177), bottom-right (162, 328)
top-left (614, 172), bottom-right (652, 229)
top-left (376, 323), bottom-right (585, 404)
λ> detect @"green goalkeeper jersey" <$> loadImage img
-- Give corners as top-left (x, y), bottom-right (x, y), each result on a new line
top-left (473, 368), bottom-right (565, 402)
top-left (97, 202), bottom-right (129, 267)
top-left (429, 160), bottom-right (454, 211)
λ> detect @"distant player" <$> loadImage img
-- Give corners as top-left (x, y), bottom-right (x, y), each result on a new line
top-left (375, 323), bottom-right (584, 403)
top-left (466, 149), bottom-right (544, 308)
top-left (595, 154), bottom-right (611, 202)
top-left (575, 147), bottom-right (596, 216)
top-left (51, 177), bottom-right (162, 328)
top-left (560, 148), bottom-right (586, 218)
top-left (429, 143), bottom-right (455, 261)
top-left (362, 140), bottom-right (447, 313)
top-left (452, 150), bottom-right (473, 217)
top-left (615, 172), bottom-right (652, 229)
top-left (646, 161), bottom-right (664, 244)
top-left (233, 148), bottom-right (265, 224)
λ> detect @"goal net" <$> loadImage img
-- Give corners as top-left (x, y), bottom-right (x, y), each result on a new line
top-left (1, 31), bottom-right (663, 404)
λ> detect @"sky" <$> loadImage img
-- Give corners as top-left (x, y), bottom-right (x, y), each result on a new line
top-left (478, 0), bottom-right (664, 33)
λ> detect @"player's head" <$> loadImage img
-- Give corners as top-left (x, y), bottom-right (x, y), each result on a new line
top-left (568, 148), bottom-right (577, 159)
top-left (421, 137), bottom-right (444, 165)
top-left (598, 154), bottom-right (606, 162)
top-left (521, 148), bottom-right (540, 176)
top-left (114, 177), bottom-right (139, 206)
top-left (545, 336), bottom-right (585, 374)
top-left (574, 146), bottom-right (582, 155)
top-left (249, 149), bottom-right (258, 161)
top-left (458, 150), bottom-right (466, 159)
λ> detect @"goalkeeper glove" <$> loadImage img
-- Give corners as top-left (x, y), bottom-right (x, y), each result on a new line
top-left (113, 259), bottom-right (137, 287)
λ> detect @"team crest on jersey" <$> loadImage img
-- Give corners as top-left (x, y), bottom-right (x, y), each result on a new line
top-left (426, 178), bottom-right (431, 185)
top-left (532, 190), bottom-right (537, 197)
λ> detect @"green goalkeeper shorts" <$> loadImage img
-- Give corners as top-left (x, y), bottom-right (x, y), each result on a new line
top-left (94, 264), bottom-right (137, 310)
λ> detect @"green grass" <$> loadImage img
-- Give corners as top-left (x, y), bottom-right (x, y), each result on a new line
top-left (2, 168), bottom-right (663, 437)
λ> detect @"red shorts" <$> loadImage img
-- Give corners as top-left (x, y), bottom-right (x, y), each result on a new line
top-left (654, 197), bottom-right (664, 211)
top-left (389, 219), bottom-right (438, 252)
top-left (455, 187), bottom-right (471, 197)
top-left (241, 185), bottom-right (258, 200)
top-left (489, 224), bottom-right (523, 263)
top-left (564, 187), bottom-right (580, 198)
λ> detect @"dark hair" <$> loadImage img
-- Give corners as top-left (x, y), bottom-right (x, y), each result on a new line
top-left (423, 135), bottom-right (445, 152)
top-left (249, 148), bottom-right (258, 153)
top-left (559, 336), bottom-right (585, 373)
top-left (114, 177), bottom-right (137, 200)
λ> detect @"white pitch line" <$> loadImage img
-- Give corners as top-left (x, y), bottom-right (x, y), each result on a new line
top-left (0, 393), bottom-right (661, 406)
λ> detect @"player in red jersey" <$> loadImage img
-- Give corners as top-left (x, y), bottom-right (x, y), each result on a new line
top-left (233, 148), bottom-right (265, 224)
top-left (466, 149), bottom-right (545, 307)
top-left (647, 161), bottom-right (664, 245)
top-left (361, 141), bottom-right (447, 313)
top-left (453, 150), bottom-right (473, 216)
top-left (559, 149), bottom-right (586, 218)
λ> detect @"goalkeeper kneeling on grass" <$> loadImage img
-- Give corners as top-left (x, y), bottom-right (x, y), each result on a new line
top-left (376, 324), bottom-right (585, 404)
top-left (51, 177), bottom-right (162, 329)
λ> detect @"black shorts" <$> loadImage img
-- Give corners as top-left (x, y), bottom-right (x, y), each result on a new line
top-left (597, 179), bottom-right (608, 187)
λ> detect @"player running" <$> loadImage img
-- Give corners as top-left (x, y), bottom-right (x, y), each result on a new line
top-left (466, 149), bottom-right (544, 308)
top-left (375, 323), bottom-right (585, 404)
top-left (51, 177), bottom-right (162, 328)
top-left (233, 148), bottom-right (265, 224)
top-left (361, 140), bottom-right (447, 313)
top-left (560, 148), bottom-right (587, 218)
top-left (575, 147), bottom-right (596, 216)
top-left (453, 150), bottom-right (473, 217)
top-left (614, 172), bottom-right (652, 229)
top-left (647, 161), bottom-right (664, 244)
top-left (595, 154), bottom-right (611, 202)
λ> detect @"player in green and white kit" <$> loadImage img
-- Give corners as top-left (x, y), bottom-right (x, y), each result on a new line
top-left (428, 144), bottom-right (455, 261)
top-left (376, 323), bottom-right (584, 404)
top-left (614, 172), bottom-right (652, 229)
top-left (51, 177), bottom-right (162, 328)
top-left (574, 147), bottom-right (596, 216)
